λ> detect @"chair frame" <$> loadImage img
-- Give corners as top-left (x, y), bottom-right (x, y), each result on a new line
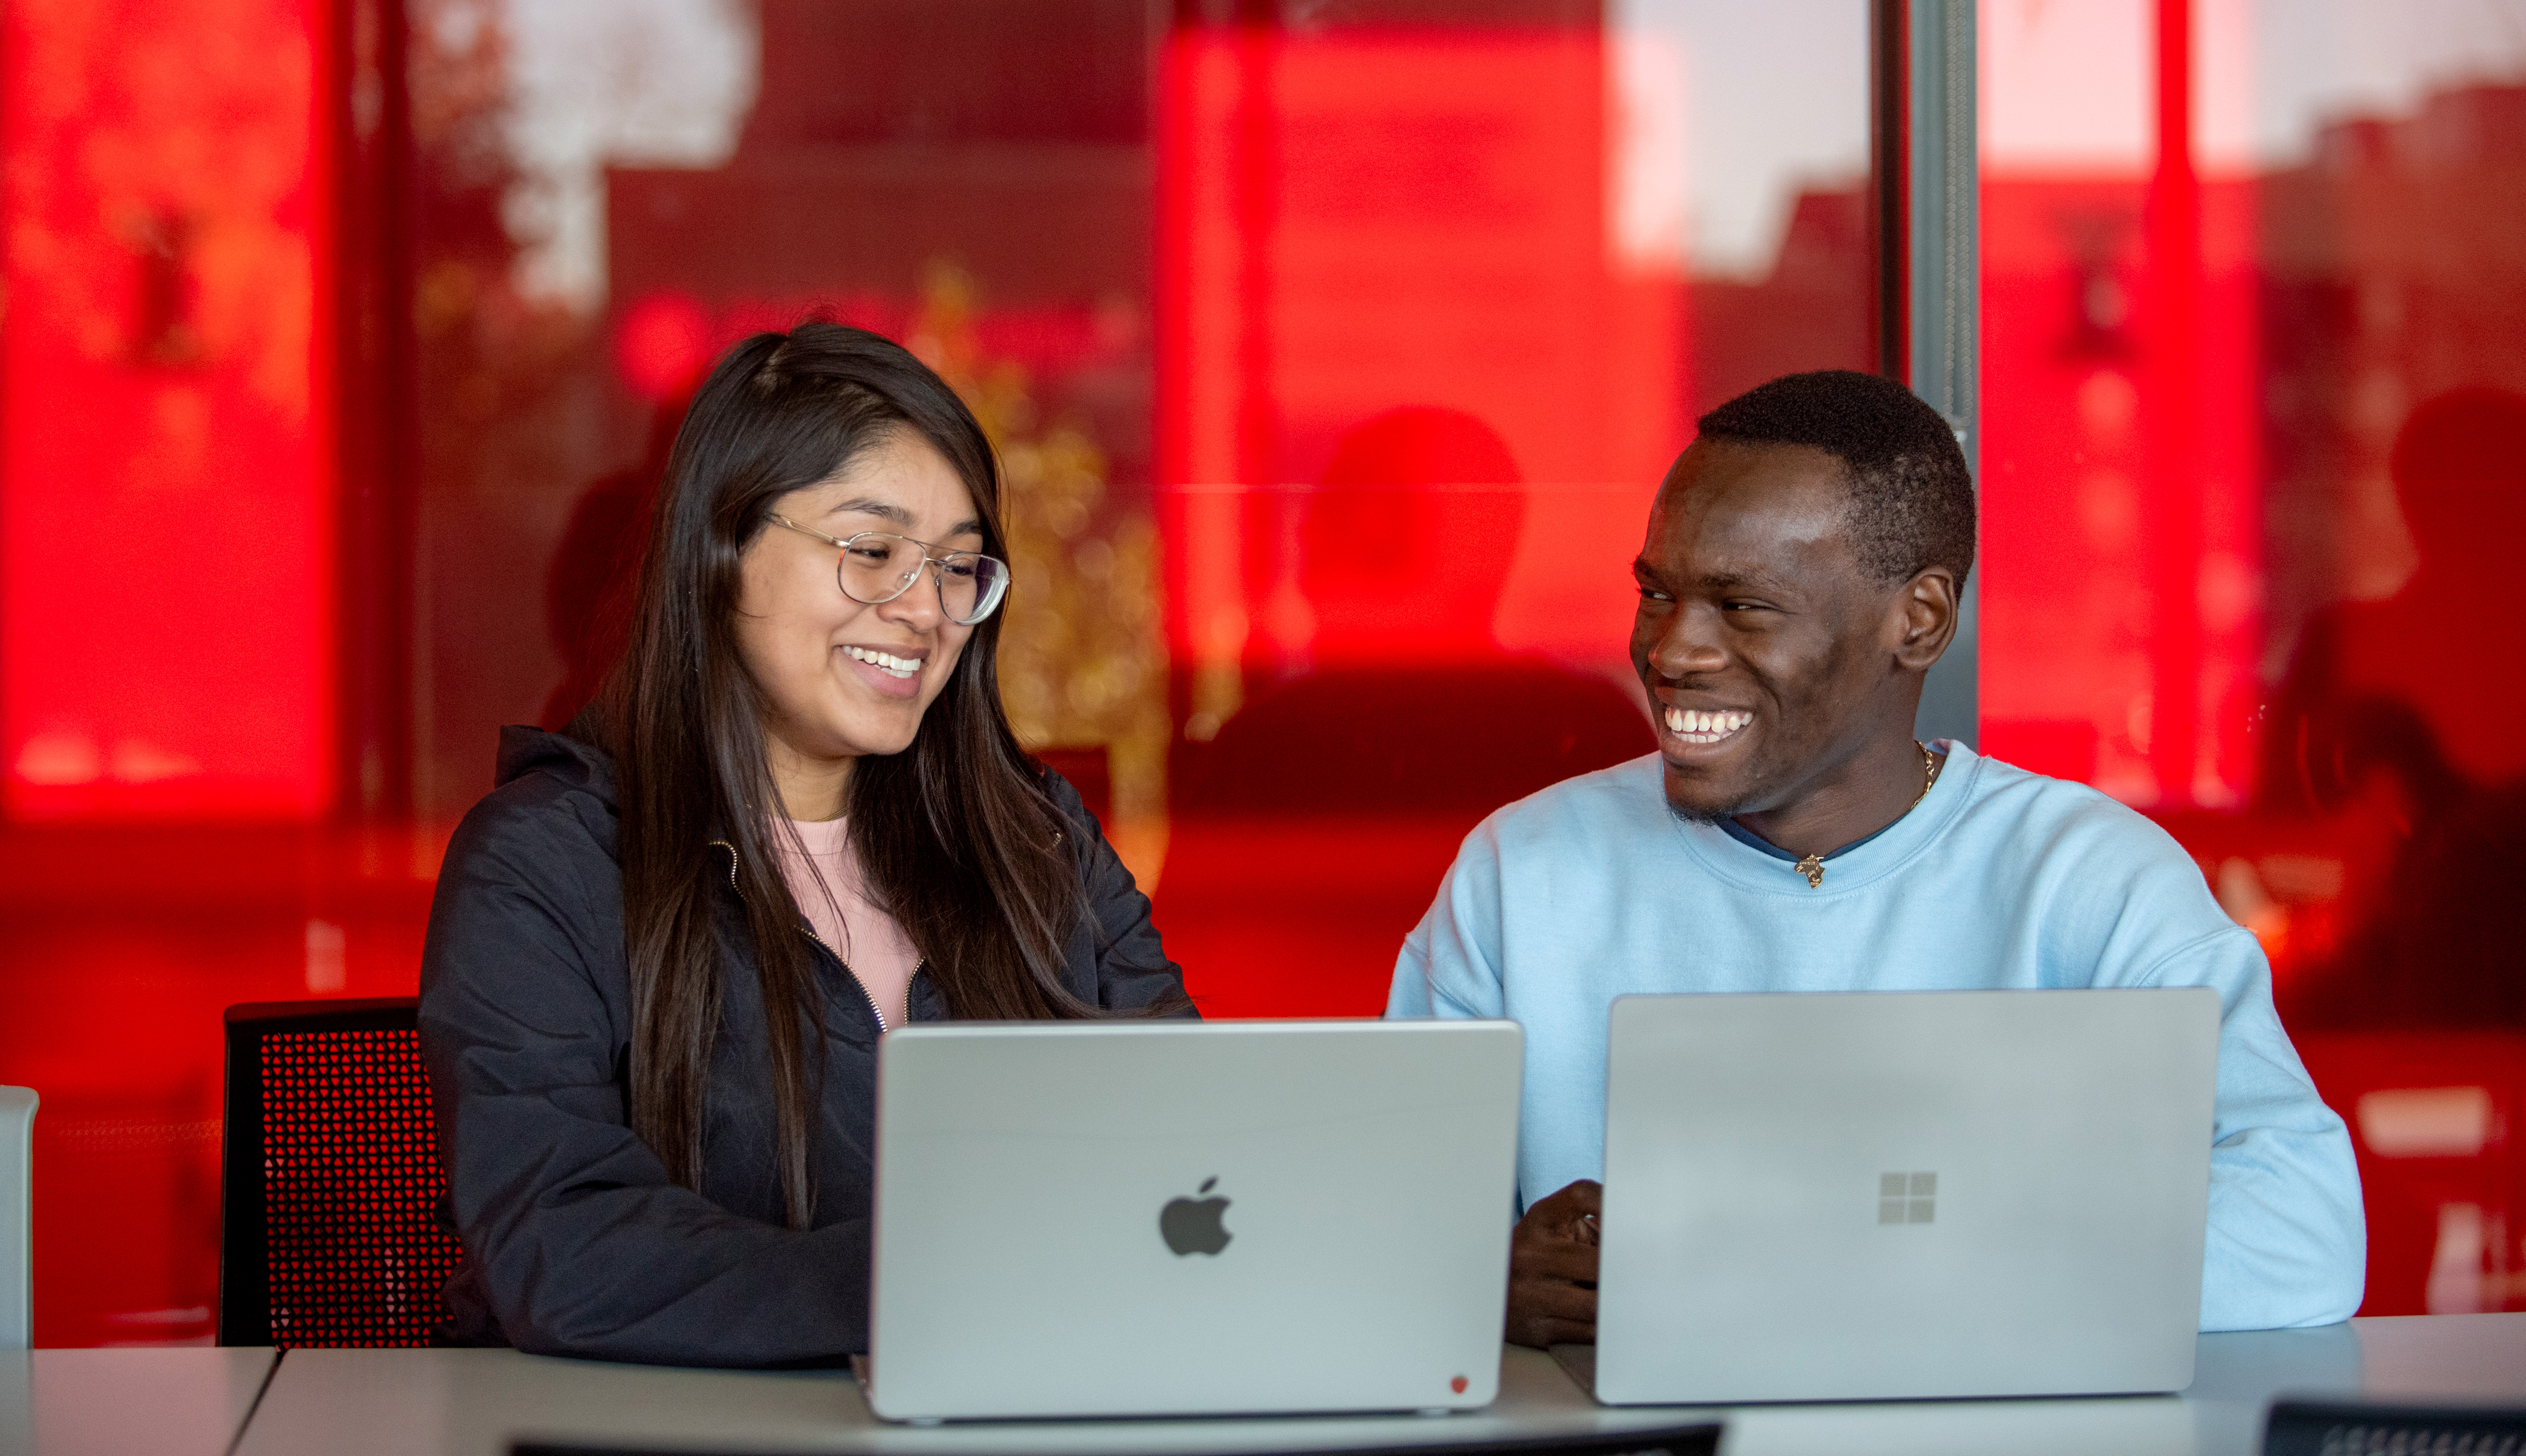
top-left (217, 996), bottom-right (433, 1347)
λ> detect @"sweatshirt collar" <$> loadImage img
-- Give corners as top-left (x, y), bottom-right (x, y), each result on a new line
top-left (1667, 740), bottom-right (1982, 897)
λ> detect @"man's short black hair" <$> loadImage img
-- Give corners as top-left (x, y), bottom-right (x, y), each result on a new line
top-left (1694, 370), bottom-right (1976, 589)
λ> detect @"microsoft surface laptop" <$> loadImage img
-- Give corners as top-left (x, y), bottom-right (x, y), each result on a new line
top-left (1563, 988), bottom-right (2218, 1405)
top-left (865, 1020), bottom-right (1523, 1422)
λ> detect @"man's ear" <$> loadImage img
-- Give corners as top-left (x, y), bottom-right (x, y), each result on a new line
top-left (1890, 568), bottom-right (1960, 672)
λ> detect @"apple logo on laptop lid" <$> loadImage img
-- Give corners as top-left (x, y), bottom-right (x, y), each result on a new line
top-left (1160, 1177), bottom-right (1232, 1255)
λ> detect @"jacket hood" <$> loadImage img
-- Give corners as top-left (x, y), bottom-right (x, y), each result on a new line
top-left (495, 724), bottom-right (619, 804)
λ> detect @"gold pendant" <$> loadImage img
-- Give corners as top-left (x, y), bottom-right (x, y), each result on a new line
top-left (1795, 853), bottom-right (1825, 889)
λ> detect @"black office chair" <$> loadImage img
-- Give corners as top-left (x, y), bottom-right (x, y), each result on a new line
top-left (2266, 1401), bottom-right (2526, 1456)
top-left (218, 997), bottom-right (465, 1347)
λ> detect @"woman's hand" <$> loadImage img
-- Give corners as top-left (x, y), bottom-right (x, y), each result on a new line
top-left (1505, 1178), bottom-right (1602, 1348)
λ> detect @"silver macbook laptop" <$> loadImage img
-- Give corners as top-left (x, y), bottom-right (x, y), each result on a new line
top-left (865, 1019), bottom-right (1523, 1422)
top-left (1563, 988), bottom-right (2218, 1405)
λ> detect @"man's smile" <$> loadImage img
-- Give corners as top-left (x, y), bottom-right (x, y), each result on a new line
top-left (1659, 706), bottom-right (1753, 747)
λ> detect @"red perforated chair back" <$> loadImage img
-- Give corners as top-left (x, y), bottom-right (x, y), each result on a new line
top-left (217, 998), bottom-right (465, 1347)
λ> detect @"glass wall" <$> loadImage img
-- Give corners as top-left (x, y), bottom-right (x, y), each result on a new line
top-left (1152, 1), bottom-right (1874, 1015)
top-left (400, 0), bottom-right (1879, 1021)
top-left (0, 0), bottom-right (1876, 1343)
top-left (15, 0), bottom-right (2519, 1349)
top-left (0, 0), bottom-right (345, 1347)
top-left (1979, 0), bottom-right (2526, 1314)
top-left (19, 0), bottom-right (2519, 1347)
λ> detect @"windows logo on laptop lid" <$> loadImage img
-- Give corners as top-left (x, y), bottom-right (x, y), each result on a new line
top-left (1580, 989), bottom-right (2216, 1405)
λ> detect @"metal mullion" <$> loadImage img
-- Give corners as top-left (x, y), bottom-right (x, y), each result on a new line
top-left (1902, 0), bottom-right (1981, 750)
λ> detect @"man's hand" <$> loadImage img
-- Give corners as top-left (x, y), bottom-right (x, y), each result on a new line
top-left (1505, 1179), bottom-right (1601, 1348)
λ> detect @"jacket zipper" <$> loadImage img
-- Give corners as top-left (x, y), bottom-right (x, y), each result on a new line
top-left (710, 839), bottom-right (890, 1035)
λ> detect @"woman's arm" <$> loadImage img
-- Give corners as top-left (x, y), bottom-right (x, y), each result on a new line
top-left (421, 791), bottom-right (872, 1366)
top-left (1042, 769), bottom-right (1196, 1016)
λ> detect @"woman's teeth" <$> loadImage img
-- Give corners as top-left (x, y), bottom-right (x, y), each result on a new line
top-left (844, 645), bottom-right (921, 679)
top-left (1664, 707), bottom-right (1751, 743)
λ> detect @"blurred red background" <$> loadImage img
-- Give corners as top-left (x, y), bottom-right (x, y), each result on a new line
top-left (2, 0), bottom-right (2521, 1344)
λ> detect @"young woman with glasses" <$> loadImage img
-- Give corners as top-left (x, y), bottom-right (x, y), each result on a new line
top-left (419, 323), bottom-right (1191, 1366)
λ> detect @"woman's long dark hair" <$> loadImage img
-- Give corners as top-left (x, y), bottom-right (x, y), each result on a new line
top-left (588, 323), bottom-right (1097, 1229)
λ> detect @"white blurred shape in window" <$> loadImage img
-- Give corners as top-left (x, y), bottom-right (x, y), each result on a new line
top-left (2358, 1085), bottom-right (2494, 1158)
top-left (2227, 0), bottom-right (2526, 171)
top-left (1613, 1), bottom-right (1866, 281)
top-left (1608, 25), bottom-right (1690, 274)
top-left (1982, 0), bottom-right (2152, 173)
top-left (1985, 0), bottom-right (2526, 177)
top-left (2425, 1201), bottom-right (2487, 1314)
top-left (497, 0), bottom-right (760, 311)
top-left (306, 919), bottom-right (348, 995)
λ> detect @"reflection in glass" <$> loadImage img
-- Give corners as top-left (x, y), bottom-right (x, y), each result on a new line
top-left (1977, 0), bottom-right (2526, 1315)
top-left (0, 0), bottom-right (1879, 1343)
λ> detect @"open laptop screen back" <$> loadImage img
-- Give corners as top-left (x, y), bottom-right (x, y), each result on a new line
top-left (1596, 989), bottom-right (2216, 1404)
top-left (870, 1020), bottom-right (1522, 1421)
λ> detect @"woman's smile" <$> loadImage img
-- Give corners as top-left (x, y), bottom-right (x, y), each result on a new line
top-left (839, 642), bottom-right (929, 699)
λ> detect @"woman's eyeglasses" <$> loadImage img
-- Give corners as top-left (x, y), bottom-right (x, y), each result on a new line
top-left (768, 515), bottom-right (1011, 626)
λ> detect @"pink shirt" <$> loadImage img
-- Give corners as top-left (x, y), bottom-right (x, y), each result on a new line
top-left (771, 817), bottom-right (922, 1031)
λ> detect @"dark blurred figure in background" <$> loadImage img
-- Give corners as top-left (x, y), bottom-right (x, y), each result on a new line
top-left (1157, 406), bottom-right (1652, 1016)
top-left (2272, 387), bottom-right (2526, 1030)
top-left (541, 400), bottom-right (681, 729)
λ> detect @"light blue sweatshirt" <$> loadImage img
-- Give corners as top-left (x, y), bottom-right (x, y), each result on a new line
top-left (1386, 744), bottom-right (2365, 1331)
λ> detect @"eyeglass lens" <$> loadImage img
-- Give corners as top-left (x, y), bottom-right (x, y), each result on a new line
top-left (837, 534), bottom-right (1008, 624)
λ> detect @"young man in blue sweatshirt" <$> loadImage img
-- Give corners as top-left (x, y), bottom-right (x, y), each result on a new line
top-left (1386, 370), bottom-right (2364, 1346)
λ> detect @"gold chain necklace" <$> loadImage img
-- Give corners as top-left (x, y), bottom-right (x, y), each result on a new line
top-left (1792, 740), bottom-right (1940, 890)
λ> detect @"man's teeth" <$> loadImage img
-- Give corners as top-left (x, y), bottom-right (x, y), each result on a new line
top-left (844, 646), bottom-right (921, 679)
top-left (1663, 707), bottom-right (1752, 741)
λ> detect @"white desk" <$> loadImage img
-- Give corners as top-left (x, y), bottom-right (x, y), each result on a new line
top-left (0, 1346), bottom-right (277, 1456)
top-left (227, 1314), bottom-right (2526, 1456)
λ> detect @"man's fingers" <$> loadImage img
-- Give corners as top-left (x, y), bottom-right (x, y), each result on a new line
top-left (1512, 1237), bottom-right (1601, 1285)
top-left (1507, 1311), bottom-right (1595, 1349)
top-left (1510, 1277), bottom-right (1598, 1324)
top-left (1504, 1185), bottom-right (1607, 1348)
top-left (1518, 1179), bottom-right (1606, 1245)
top-left (1530, 1317), bottom-right (1596, 1348)
top-left (1526, 1179), bottom-right (1603, 1224)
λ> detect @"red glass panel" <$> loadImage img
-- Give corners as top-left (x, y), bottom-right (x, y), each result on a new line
top-left (1979, 0), bottom-right (2526, 1314)
top-left (1152, 5), bottom-right (1872, 1016)
top-left (1156, 16), bottom-right (1667, 1015)
top-left (0, 0), bottom-right (355, 1348)
top-left (0, 0), bottom-right (335, 822)
top-left (0, 0), bottom-right (1875, 1342)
